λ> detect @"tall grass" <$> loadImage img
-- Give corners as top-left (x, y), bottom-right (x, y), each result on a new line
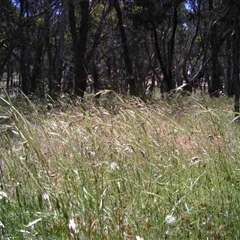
top-left (1, 93), bottom-right (240, 239)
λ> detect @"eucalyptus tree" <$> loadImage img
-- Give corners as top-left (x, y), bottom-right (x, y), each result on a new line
top-left (68, 0), bottom-right (90, 98)
top-left (8, 0), bottom-right (62, 95)
top-left (181, 0), bottom-right (203, 87)
top-left (86, 1), bottom-right (114, 95)
top-left (203, 0), bottom-right (233, 96)
top-left (180, 0), bottom-right (234, 96)
top-left (113, 0), bottom-right (137, 95)
top-left (208, 0), bottom-right (221, 96)
top-left (132, 0), bottom-right (185, 92)
top-left (16, 0), bottom-right (32, 94)
top-left (232, 19), bottom-right (240, 115)
top-left (0, 0), bottom-right (67, 96)
top-left (43, 0), bottom-right (69, 95)
top-left (224, 0), bottom-right (240, 115)
top-left (53, 0), bottom-right (68, 93)
top-left (0, 0), bottom-right (17, 88)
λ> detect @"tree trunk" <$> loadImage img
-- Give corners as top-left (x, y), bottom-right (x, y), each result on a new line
top-left (233, 19), bottom-right (240, 116)
top-left (113, 0), bottom-right (137, 96)
top-left (182, 26), bottom-right (199, 85)
top-left (54, 0), bottom-right (67, 93)
top-left (68, 0), bottom-right (90, 98)
top-left (166, 4), bottom-right (178, 90)
top-left (45, 1), bottom-right (54, 97)
top-left (86, 3), bottom-right (113, 66)
top-left (30, 42), bottom-right (44, 94)
top-left (47, 39), bottom-right (53, 96)
top-left (153, 3), bottom-right (179, 92)
top-left (209, 0), bottom-right (221, 97)
top-left (153, 25), bottom-right (169, 92)
top-left (19, 0), bottom-right (29, 95)
top-left (226, 37), bottom-right (234, 97)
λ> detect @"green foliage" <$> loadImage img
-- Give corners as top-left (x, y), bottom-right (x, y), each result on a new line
top-left (1, 95), bottom-right (240, 239)
top-left (36, 18), bottom-right (45, 29)
top-left (91, 4), bottom-right (105, 23)
top-left (195, 35), bottom-right (202, 45)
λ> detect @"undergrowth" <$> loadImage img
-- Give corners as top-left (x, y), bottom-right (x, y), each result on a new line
top-left (0, 93), bottom-right (240, 239)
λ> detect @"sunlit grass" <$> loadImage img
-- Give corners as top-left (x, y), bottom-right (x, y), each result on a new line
top-left (1, 93), bottom-right (240, 239)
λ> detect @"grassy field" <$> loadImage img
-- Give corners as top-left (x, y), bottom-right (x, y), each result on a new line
top-left (0, 92), bottom-right (240, 239)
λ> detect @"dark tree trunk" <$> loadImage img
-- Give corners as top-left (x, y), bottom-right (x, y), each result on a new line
top-left (19, 0), bottom-right (29, 95)
top-left (54, 0), bottom-right (67, 93)
top-left (107, 57), bottom-right (112, 81)
top-left (153, 25), bottom-right (169, 92)
top-left (6, 63), bottom-right (11, 90)
top-left (68, 0), bottom-right (90, 98)
top-left (86, 3), bottom-right (113, 66)
top-left (226, 37), bottom-right (234, 97)
top-left (209, 0), bottom-right (221, 97)
top-left (113, 0), bottom-right (137, 96)
top-left (45, 1), bottom-right (54, 96)
top-left (30, 43), bottom-right (44, 94)
top-left (182, 24), bottom-right (199, 85)
top-left (0, 45), bottom-right (14, 80)
top-left (47, 40), bottom-right (53, 96)
top-left (153, 3), bottom-right (179, 92)
top-left (166, 4), bottom-right (178, 90)
top-left (20, 44), bottom-right (29, 95)
top-left (232, 20), bottom-right (240, 115)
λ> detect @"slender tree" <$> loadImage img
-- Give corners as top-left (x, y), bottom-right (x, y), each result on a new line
top-left (68, 0), bottom-right (90, 98)
top-left (113, 0), bottom-right (136, 95)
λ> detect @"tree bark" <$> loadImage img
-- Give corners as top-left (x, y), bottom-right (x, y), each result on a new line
top-left (166, 4), bottom-right (178, 90)
top-left (68, 0), bottom-right (90, 98)
top-left (113, 0), bottom-right (136, 96)
top-left (153, 25), bottom-right (169, 92)
top-left (19, 0), bottom-right (29, 95)
top-left (226, 37), bottom-right (234, 97)
top-left (54, 0), bottom-right (67, 93)
top-left (209, 0), bottom-right (221, 97)
top-left (86, 2), bottom-right (113, 66)
top-left (233, 19), bottom-right (240, 116)
top-left (153, 2), bottom-right (179, 92)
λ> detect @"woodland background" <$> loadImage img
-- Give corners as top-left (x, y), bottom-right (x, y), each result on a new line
top-left (1, 0), bottom-right (240, 110)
